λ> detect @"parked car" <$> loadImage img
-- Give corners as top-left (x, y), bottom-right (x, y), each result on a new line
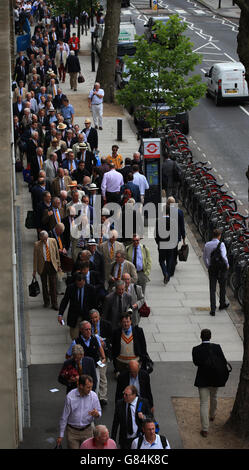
top-left (205, 62), bottom-right (249, 106)
top-left (94, 21), bottom-right (136, 56)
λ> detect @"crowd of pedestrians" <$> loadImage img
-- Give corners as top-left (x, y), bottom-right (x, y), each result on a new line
top-left (13, 0), bottom-right (232, 450)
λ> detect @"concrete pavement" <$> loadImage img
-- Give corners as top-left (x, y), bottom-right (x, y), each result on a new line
top-left (18, 20), bottom-right (244, 449)
top-left (197, 0), bottom-right (241, 19)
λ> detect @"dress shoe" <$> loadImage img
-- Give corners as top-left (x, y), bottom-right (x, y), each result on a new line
top-left (210, 416), bottom-right (215, 422)
top-left (163, 274), bottom-right (169, 284)
top-left (219, 303), bottom-right (229, 310)
top-left (99, 126), bottom-right (103, 130)
top-left (95, 125), bottom-right (98, 129)
top-left (200, 430), bottom-right (208, 438)
top-left (209, 311), bottom-right (215, 316)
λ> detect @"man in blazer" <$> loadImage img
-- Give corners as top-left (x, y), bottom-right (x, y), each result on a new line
top-left (112, 312), bottom-right (148, 375)
top-left (115, 360), bottom-right (154, 412)
top-left (122, 273), bottom-right (144, 326)
top-left (33, 230), bottom-right (61, 309)
top-left (82, 118), bottom-right (98, 151)
top-left (58, 343), bottom-right (97, 394)
top-left (109, 250), bottom-right (138, 290)
top-left (98, 230), bottom-right (125, 288)
top-left (42, 196), bottom-right (65, 232)
top-left (76, 142), bottom-right (97, 175)
top-left (126, 235), bottom-right (152, 294)
top-left (86, 239), bottom-right (105, 280)
top-left (111, 384), bottom-right (152, 449)
top-left (58, 273), bottom-right (96, 339)
top-left (43, 152), bottom-right (59, 183)
top-left (192, 328), bottom-right (229, 438)
top-left (89, 309), bottom-right (113, 361)
top-left (13, 80), bottom-right (27, 103)
top-left (102, 281), bottom-right (132, 331)
top-left (55, 46), bottom-right (68, 82)
top-left (51, 168), bottom-right (72, 197)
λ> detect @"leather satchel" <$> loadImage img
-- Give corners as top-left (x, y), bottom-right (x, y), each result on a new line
top-left (29, 278), bottom-right (40, 297)
top-left (178, 244), bottom-right (189, 261)
top-left (78, 73), bottom-right (85, 83)
top-left (25, 210), bottom-right (36, 229)
top-left (138, 302), bottom-right (151, 318)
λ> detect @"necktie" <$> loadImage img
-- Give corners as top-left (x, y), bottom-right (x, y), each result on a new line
top-left (110, 243), bottom-right (114, 260)
top-left (58, 236), bottom-right (63, 250)
top-left (133, 246), bottom-right (137, 268)
top-left (53, 32), bottom-right (55, 41)
top-left (94, 324), bottom-right (98, 335)
top-left (46, 242), bottom-right (51, 261)
top-left (117, 263), bottom-right (121, 280)
top-left (60, 52), bottom-right (63, 63)
top-left (70, 161), bottom-right (73, 172)
top-left (40, 157), bottom-right (43, 169)
top-left (55, 210), bottom-right (60, 223)
top-left (127, 404), bottom-right (133, 435)
top-left (53, 85), bottom-right (57, 96)
top-left (78, 288), bottom-right (84, 309)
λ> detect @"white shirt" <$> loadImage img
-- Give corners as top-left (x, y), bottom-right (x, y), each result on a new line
top-left (89, 88), bottom-right (104, 105)
top-left (101, 169), bottom-right (124, 196)
top-left (133, 172), bottom-right (149, 196)
top-left (131, 434), bottom-right (171, 450)
top-left (127, 397), bottom-right (138, 438)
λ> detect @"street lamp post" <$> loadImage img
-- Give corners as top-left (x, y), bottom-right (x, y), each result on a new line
top-left (90, 0), bottom-right (95, 72)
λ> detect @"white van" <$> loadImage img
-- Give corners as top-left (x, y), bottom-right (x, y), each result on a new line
top-left (205, 62), bottom-right (249, 106)
top-left (94, 21), bottom-right (136, 55)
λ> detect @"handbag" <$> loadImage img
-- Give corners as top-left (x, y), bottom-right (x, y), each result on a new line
top-left (25, 210), bottom-right (36, 229)
top-left (138, 302), bottom-right (151, 318)
top-left (78, 73), bottom-right (85, 83)
top-left (29, 278), bottom-right (40, 297)
top-left (15, 158), bottom-right (23, 172)
top-left (141, 353), bottom-right (154, 374)
top-left (178, 244), bottom-right (189, 261)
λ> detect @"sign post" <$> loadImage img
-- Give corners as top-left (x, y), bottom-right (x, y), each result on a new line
top-left (142, 138), bottom-right (162, 205)
top-left (152, 0), bottom-right (158, 11)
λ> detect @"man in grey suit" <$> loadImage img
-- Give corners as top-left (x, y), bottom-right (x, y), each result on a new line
top-left (102, 280), bottom-right (132, 330)
top-left (121, 273), bottom-right (144, 326)
top-left (44, 152), bottom-right (59, 183)
top-left (162, 154), bottom-right (179, 199)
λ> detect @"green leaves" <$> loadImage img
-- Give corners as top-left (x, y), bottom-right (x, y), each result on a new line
top-left (116, 15), bottom-right (207, 131)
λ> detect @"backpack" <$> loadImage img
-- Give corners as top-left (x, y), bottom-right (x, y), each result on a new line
top-left (121, 187), bottom-right (132, 205)
top-left (136, 434), bottom-right (167, 449)
top-left (209, 241), bottom-right (227, 274)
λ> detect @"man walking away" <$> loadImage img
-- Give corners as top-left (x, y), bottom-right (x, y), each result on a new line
top-left (192, 329), bottom-right (230, 438)
top-left (203, 228), bottom-right (229, 316)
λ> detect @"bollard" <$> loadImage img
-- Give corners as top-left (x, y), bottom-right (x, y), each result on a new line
top-left (91, 50), bottom-right (95, 72)
top-left (117, 118), bottom-right (123, 141)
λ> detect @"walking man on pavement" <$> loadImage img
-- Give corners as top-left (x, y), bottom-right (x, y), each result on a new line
top-left (203, 228), bottom-right (229, 316)
top-left (65, 51), bottom-right (81, 92)
top-left (192, 329), bottom-right (230, 438)
top-left (88, 82), bottom-right (104, 130)
top-left (56, 374), bottom-right (101, 449)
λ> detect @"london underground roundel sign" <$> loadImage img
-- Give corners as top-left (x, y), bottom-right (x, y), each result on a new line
top-left (144, 140), bottom-right (160, 159)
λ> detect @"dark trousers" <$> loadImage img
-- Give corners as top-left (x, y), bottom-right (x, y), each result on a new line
top-left (120, 437), bottom-right (135, 450)
top-left (158, 248), bottom-right (174, 279)
top-left (106, 191), bottom-right (121, 204)
top-left (208, 268), bottom-right (227, 312)
top-left (40, 261), bottom-right (57, 307)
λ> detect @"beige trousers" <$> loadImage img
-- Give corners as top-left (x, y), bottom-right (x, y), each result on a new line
top-left (66, 424), bottom-right (93, 449)
top-left (198, 387), bottom-right (218, 432)
top-left (69, 72), bottom-right (78, 90)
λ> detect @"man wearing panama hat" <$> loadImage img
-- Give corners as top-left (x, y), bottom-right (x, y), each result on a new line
top-left (82, 118), bottom-right (98, 152)
top-left (77, 141), bottom-right (97, 175)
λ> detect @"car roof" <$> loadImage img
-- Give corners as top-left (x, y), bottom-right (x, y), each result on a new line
top-left (151, 16), bottom-right (170, 21)
top-left (213, 62), bottom-right (244, 70)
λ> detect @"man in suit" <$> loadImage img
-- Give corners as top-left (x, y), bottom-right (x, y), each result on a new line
top-left (33, 230), bottom-right (61, 309)
top-left (13, 95), bottom-right (25, 120)
top-left (42, 196), bottom-right (65, 232)
top-left (55, 45), bottom-right (68, 82)
top-left (58, 344), bottom-right (97, 394)
top-left (52, 168), bottom-right (72, 197)
top-left (126, 234), bottom-right (152, 294)
top-left (122, 273), bottom-right (144, 326)
top-left (58, 273), bottom-right (96, 339)
top-left (109, 250), bottom-right (138, 290)
top-left (162, 153), bottom-right (180, 200)
top-left (77, 142), bottom-right (97, 175)
top-left (30, 146), bottom-right (45, 182)
top-left (154, 204), bottom-right (177, 285)
top-left (115, 360), bottom-right (154, 413)
top-left (65, 50), bottom-right (81, 91)
top-left (111, 384), bottom-right (152, 449)
top-left (102, 280), bottom-right (132, 331)
top-left (166, 196), bottom-right (186, 276)
top-left (13, 80), bottom-right (27, 103)
top-left (192, 329), bottom-right (229, 438)
top-left (43, 152), bottom-right (59, 183)
top-left (86, 239), bottom-right (105, 280)
top-left (53, 87), bottom-right (67, 111)
top-left (112, 311), bottom-right (148, 375)
top-left (82, 118), bottom-right (98, 152)
top-left (98, 230), bottom-right (125, 288)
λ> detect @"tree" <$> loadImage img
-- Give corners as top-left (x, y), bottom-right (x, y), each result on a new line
top-left (50, 0), bottom-right (98, 39)
top-left (226, 268), bottom-right (249, 439)
top-left (96, 0), bottom-right (122, 103)
top-left (116, 15), bottom-right (206, 135)
top-left (234, 1), bottom-right (249, 83)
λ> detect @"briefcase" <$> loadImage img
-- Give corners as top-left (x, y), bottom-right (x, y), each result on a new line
top-left (178, 244), bottom-right (189, 262)
top-left (25, 210), bottom-right (36, 229)
top-left (29, 278), bottom-right (40, 297)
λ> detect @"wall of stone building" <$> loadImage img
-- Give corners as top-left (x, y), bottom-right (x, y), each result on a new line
top-left (0, 0), bottom-right (19, 449)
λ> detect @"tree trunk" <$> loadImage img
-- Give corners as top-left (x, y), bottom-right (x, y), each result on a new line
top-left (96, 0), bottom-right (121, 103)
top-left (227, 268), bottom-right (249, 438)
top-left (235, 1), bottom-right (249, 84)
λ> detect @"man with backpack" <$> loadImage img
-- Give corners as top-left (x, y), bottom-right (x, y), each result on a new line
top-left (203, 228), bottom-right (229, 316)
top-left (192, 329), bottom-right (231, 438)
top-left (131, 418), bottom-right (170, 449)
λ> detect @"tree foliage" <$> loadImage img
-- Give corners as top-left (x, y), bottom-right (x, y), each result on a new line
top-left (234, 1), bottom-right (249, 83)
top-left (116, 15), bottom-right (206, 132)
top-left (49, 0), bottom-right (98, 18)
